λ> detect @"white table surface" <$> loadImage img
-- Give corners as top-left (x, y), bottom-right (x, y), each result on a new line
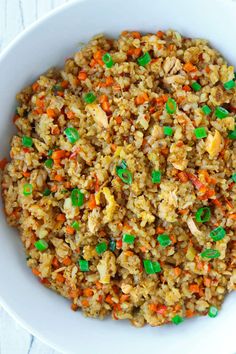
top-left (0, 2), bottom-right (69, 353)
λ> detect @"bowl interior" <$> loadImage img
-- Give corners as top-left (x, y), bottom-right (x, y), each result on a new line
top-left (0, 0), bottom-right (235, 353)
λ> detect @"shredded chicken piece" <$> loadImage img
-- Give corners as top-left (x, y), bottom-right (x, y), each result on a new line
top-left (86, 103), bottom-right (108, 128)
top-left (187, 217), bottom-right (202, 237)
top-left (168, 142), bottom-right (191, 170)
top-left (97, 251), bottom-right (117, 284)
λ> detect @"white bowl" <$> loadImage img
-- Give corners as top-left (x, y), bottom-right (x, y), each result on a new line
top-left (0, 0), bottom-right (235, 353)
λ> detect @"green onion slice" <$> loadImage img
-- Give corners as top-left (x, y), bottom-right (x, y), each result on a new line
top-left (195, 207), bottom-right (211, 223)
top-left (209, 226), bottom-right (226, 241)
top-left (71, 189), bottom-right (84, 207)
top-left (201, 249), bottom-right (220, 259)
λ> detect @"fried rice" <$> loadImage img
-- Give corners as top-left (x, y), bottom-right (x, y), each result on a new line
top-left (1, 30), bottom-right (236, 327)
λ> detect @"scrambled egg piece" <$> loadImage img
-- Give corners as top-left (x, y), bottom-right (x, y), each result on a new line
top-left (205, 130), bottom-right (223, 158)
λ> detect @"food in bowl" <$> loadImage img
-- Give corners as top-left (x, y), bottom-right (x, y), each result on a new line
top-left (1, 30), bottom-right (235, 327)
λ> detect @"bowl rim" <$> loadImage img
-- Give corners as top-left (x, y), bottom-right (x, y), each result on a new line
top-left (1, 0), bottom-right (236, 353)
top-left (0, 3), bottom-right (83, 352)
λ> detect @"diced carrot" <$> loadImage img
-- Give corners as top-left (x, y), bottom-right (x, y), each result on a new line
top-left (52, 150), bottom-right (66, 160)
top-left (57, 91), bottom-right (64, 97)
top-left (204, 277), bottom-right (211, 287)
top-left (65, 226), bottom-right (75, 236)
top-left (117, 222), bottom-right (123, 231)
top-left (196, 260), bottom-right (204, 270)
top-left (156, 305), bottom-right (167, 315)
top-left (94, 50), bottom-right (103, 61)
top-left (32, 82), bottom-right (39, 92)
top-left (101, 101), bottom-right (110, 113)
top-left (71, 303), bottom-right (79, 311)
top-left (183, 62), bottom-right (197, 73)
top-left (199, 169), bottom-right (210, 183)
top-left (156, 95), bottom-right (168, 106)
top-left (67, 110), bottom-right (75, 119)
top-left (81, 299), bottom-right (89, 307)
top-left (83, 288), bottom-right (94, 297)
top-left (105, 294), bottom-right (114, 305)
top-left (13, 114), bottom-right (20, 123)
top-left (64, 181), bottom-right (71, 189)
top-left (90, 58), bottom-right (97, 67)
top-left (205, 65), bottom-right (211, 74)
top-left (32, 268), bottom-right (41, 277)
top-left (149, 106), bottom-right (156, 114)
top-left (120, 294), bottom-right (129, 303)
top-left (115, 115), bottom-right (122, 124)
top-left (0, 158), bottom-right (8, 170)
top-left (56, 213), bottom-right (66, 222)
top-left (23, 147), bottom-right (30, 154)
top-left (116, 239), bottom-right (122, 249)
top-left (56, 273), bottom-right (65, 283)
top-left (22, 171), bottom-right (30, 178)
top-left (182, 85), bottom-right (191, 92)
top-left (178, 209), bottom-right (188, 215)
top-left (168, 44), bottom-right (175, 51)
top-left (228, 214), bottom-right (236, 220)
top-left (160, 147), bottom-right (169, 156)
top-left (36, 98), bottom-right (45, 109)
top-left (124, 223), bottom-right (132, 231)
top-left (189, 284), bottom-right (200, 293)
top-left (127, 47), bottom-right (142, 57)
top-left (51, 126), bottom-right (60, 135)
top-left (61, 80), bottom-right (69, 89)
top-left (185, 309), bottom-right (195, 318)
top-left (54, 174), bottom-right (64, 182)
top-left (78, 71), bottom-right (87, 81)
top-left (124, 251), bottom-right (134, 257)
top-left (94, 174), bottom-right (99, 192)
top-left (98, 230), bottom-right (106, 237)
top-left (156, 227), bottom-right (165, 234)
top-left (206, 188), bottom-right (215, 198)
top-left (97, 295), bottom-right (103, 304)
top-left (176, 96), bottom-right (185, 104)
top-left (131, 31), bottom-right (141, 39)
top-left (174, 267), bottom-right (182, 276)
top-left (88, 194), bottom-right (96, 210)
top-left (51, 185), bottom-right (58, 193)
top-left (46, 108), bottom-right (56, 118)
top-left (132, 48), bottom-right (142, 56)
top-left (32, 108), bottom-right (43, 115)
top-left (178, 171), bottom-right (189, 182)
top-left (156, 31), bottom-right (164, 39)
top-left (135, 93), bottom-right (149, 105)
top-left (105, 76), bottom-right (114, 86)
top-left (174, 304), bottom-right (181, 312)
top-left (40, 278), bottom-right (50, 286)
top-left (149, 304), bottom-right (157, 312)
top-left (140, 246), bottom-right (147, 253)
top-left (109, 143), bottom-right (116, 153)
top-left (212, 198), bottom-right (224, 209)
top-left (99, 94), bottom-right (108, 104)
top-left (52, 256), bottom-right (59, 268)
top-left (113, 83), bottom-right (121, 92)
top-left (95, 281), bottom-right (102, 290)
top-left (170, 234), bottom-right (177, 244)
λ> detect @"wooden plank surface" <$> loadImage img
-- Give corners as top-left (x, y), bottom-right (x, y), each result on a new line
top-left (0, 2), bottom-right (69, 352)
